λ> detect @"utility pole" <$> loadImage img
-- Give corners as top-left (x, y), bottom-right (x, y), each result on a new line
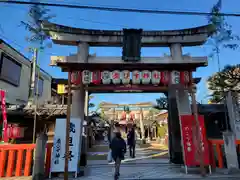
top-left (191, 86), bottom-right (206, 177)
top-left (28, 48), bottom-right (38, 105)
top-left (28, 48), bottom-right (39, 143)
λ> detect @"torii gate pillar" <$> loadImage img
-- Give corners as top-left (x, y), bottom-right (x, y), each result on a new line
top-left (71, 43), bottom-right (89, 170)
top-left (168, 43), bottom-right (192, 164)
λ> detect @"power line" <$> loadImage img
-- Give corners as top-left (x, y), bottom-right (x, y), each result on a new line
top-left (1, 0), bottom-right (240, 17)
top-left (1, 4), bottom-right (130, 28)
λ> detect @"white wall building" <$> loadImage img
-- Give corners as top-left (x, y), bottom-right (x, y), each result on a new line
top-left (0, 39), bottom-right (52, 106)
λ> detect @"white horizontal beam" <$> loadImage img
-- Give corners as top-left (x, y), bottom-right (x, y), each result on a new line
top-left (50, 55), bottom-right (207, 66)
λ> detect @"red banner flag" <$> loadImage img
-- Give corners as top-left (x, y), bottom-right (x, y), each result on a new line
top-left (180, 115), bottom-right (210, 166)
top-left (0, 90), bottom-right (8, 142)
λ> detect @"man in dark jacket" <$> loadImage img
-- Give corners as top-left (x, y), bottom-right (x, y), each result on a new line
top-left (110, 132), bottom-right (126, 179)
top-left (127, 127), bottom-right (136, 158)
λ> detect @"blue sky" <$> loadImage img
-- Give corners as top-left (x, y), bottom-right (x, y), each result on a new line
top-left (0, 0), bottom-right (239, 106)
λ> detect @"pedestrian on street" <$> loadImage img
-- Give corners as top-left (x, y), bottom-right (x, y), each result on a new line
top-left (127, 126), bottom-right (136, 158)
top-left (109, 132), bottom-right (126, 179)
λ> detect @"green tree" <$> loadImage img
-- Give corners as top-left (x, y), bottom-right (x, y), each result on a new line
top-left (207, 64), bottom-right (240, 103)
top-left (207, 0), bottom-right (239, 71)
top-left (89, 103), bottom-right (95, 108)
top-left (147, 108), bottom-right (160, 120)
top-left (21, 0), bottom-right (54, 49)
top-left (20, 1), bottom-right (54, 142)
top-left (88, 95), bottom-right (95, 109)
top-left (123, 106), bottom-right (131, 114)
top-left (155, 96), bottom-right (168, 110)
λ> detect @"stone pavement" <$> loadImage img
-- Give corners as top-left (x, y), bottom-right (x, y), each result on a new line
top-left (3, 162), bottom-right (240, 180)
top-left (1, 162), bottom-right (240, 180)
top-left (87, 142), bottom-right (168, 165)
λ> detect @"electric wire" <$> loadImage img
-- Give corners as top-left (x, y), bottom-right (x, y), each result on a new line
top-left (1, 4), bottom-right (130, 28)
top-left (0, 0), bottom-right (240, 17)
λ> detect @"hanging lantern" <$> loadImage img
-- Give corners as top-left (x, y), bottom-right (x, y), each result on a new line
top-left (71, 71), bottom-right (81, 85)
top-left (112, 70), bottom-right (121, 84)
top-left (130, 112), bottom-right (135, 121)
top-left (132, 70), bottom-right (141, 84)
top-left (141, 70), bottom-right (151, 84)
top-left (180, 71), bottom-right (190, 84)
top-left (101, 71), bottom-right (111, 84)
top-left (152, 70), bottom-right (161, 85)
top-left (91, 71), bottom-right (101, 84)
top-left (121, 70), bottom-right (130, 84)
top-left (82, 70), bottom-right (91, 84)
top-left (161, 71), bottom-right (170, 85)
top-left (122, 111), bottom-right (126, 120)
top-left (6, 125), bottom-right (12, 139)
top-left (11, 126), bottom-right (21, 138)
top-left (171, 71), bottom-right (180, 84)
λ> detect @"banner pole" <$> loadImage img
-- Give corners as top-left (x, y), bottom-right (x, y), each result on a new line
top-left (190, 84), bottom-right (206, 176)
top-left (64, 71), bottom-right (72, 180)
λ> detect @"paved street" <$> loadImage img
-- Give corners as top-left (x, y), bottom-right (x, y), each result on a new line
top-left (2, 162), bottom-right (240, 180)
top-left (1, 144), bottom-right (239, 180)
top-left (87, 141), bottom-right (168, 165)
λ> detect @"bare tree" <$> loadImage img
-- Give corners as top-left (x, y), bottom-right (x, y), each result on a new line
top-left (207, 0), bottom-right (239, 71)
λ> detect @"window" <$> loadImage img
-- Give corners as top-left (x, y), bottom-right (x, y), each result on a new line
top-left (0, 53), bottom-right (22, 86)
top-left (34, 76), bottom-right (44, 97)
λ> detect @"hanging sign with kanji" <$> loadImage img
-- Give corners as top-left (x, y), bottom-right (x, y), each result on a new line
top-left (50, 118), bottom-right (81, 175)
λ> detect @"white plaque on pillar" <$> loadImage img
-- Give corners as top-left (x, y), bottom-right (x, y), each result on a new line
top-left (132, 70), bottom-right (141, 84)
top-left (112, 70), bottom-right (121, 84)
top-left (50, 118), bottom-right (81, 175)
top-left (82, 70), bottom-right (91, 84)
top-left (121, 70), bottom-right (130, 84)
top-left (141, 70), bottom-right (151, 84)
top-left (101, 71), bottom-right (111, 84)
top-left (171, 71), bottom-right (180, 84)
top-left (152, 70), bottom-right (161, 85)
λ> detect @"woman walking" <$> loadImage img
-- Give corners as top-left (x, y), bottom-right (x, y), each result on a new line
top-left (109, 132), bottom-right (126, 179)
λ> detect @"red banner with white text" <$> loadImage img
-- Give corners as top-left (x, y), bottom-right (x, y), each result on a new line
top-left (0, 90), bottom-right (8, 142)
top-left (180, 115), bottom-right (210, 166)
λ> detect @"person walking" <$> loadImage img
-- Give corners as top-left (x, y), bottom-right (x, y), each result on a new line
top-left (109, 132), bottom-right (126, 179)
top-left (127, 126), bottom-right (136, 158)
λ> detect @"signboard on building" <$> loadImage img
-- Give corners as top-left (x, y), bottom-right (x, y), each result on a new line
top-left (180, 115), bottom-right (210, 167)
top-left (57, 84), bottom-right (66, 94)
top-left (50, 118), bottom-right (81, 176)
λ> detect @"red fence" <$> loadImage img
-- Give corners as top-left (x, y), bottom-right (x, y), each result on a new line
top-left (1, 139), bottom-right (240, 177)
top-left (208, 139), bottom-right (240, 168)
top-left (0, 143), bottom-right (53, 177)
